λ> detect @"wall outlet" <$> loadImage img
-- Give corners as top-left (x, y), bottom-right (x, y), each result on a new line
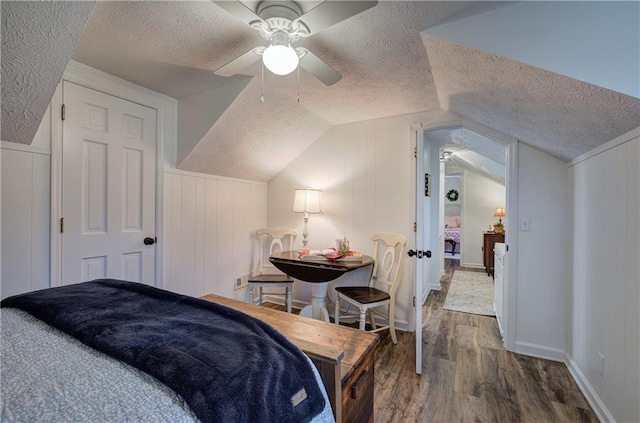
top-left (233, 273), bottom-right (249, 290)
top-left (597, 352), bottom-right (605, 377)
top-left (520, 217), bottom-right (531, 231)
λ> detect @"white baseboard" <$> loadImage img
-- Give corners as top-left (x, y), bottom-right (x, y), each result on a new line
top-left (566, 354), bottom-right (615, 423)
top-left (460, 263), bottom-right (484, 270)
top-left (514, 341), bottom-right (566, 362)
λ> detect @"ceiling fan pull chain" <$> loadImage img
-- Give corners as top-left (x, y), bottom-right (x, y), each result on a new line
top-left (260, 61), bottom-right (266, 103)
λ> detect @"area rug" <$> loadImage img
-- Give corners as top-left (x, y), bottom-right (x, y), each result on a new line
top-left (443, 270), bottom-right (495, 316)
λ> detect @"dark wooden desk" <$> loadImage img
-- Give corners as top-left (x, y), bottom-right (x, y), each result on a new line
top-left (200, 293), bottom-right (380, 423)
top-left (269, 251), bottom-right (374, 321)
top-left (483, 232), bottom-right (504, 276)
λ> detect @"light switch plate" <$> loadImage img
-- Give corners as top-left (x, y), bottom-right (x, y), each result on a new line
top-left (520, 217), bottom-right (531, 231)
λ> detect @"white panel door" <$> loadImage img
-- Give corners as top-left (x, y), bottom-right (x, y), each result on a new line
top-left (414, 128), bottom-right (433, 374)
top-left (61, 82), bottom-right (157, 285)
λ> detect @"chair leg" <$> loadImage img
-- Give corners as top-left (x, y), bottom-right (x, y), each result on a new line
top-left (369, 309), bottom-right (377, 330)
top-left (248, 285), bottom-right (254, 305)
top-left (258, 287), bottom-right (263, 305)
top-left (334, 298), bottom-right (340, 325)
top-left (359, 308), bottom-right (366, 331)
top-left (286, 286), bottom-right (292, 313)
top-left (389, 302), bottom-right (397, 344)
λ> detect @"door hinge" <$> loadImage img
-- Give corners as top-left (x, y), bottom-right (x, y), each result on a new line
top-left (413, 296), bottom-right (416, 307)
top-left (414, 147), bottom-right (417, 158)
top-left (414, 222), bottom-right (417, 232)
top-left (61, 104), bottom-right (66, 121)
top-left (60, 217), bottom-right (65, 233)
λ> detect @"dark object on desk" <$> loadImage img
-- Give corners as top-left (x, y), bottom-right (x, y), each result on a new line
top-left (483, 232), bottom-right (505, 276)
top-left (270, 251), bottom-right (374, 282)
top-left (1, 279), bottom-right (325, 423)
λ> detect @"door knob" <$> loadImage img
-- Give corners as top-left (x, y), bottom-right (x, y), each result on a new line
top-left (407, 249), bottom-right (432, 258)
top-left (144, 237), bottom-right (157, 245)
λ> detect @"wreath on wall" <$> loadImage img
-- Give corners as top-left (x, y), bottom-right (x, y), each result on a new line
top-left (446, 189), bottom-right (459, 202)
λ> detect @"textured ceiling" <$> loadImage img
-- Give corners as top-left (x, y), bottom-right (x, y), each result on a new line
top-left (71, 1), bottom-right (470, 181)
top-left (1, 1), bottom-right (94, 144)
top-left (3, 1), bottom-right (639, 182)
top-left (423, 33), bottom-right (640, 161)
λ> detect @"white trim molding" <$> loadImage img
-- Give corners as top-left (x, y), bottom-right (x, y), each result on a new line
top-left (566, 355), bottom-right (616, 423)
top-left (514, 341), bottom-right (566, 362)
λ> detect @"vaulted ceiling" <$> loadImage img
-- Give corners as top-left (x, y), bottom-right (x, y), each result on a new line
top-left (2, 1), bottom-right (639, 182)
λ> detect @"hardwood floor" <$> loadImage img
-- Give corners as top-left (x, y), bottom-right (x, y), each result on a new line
top-left (268, 259), bottom-right (598, 422)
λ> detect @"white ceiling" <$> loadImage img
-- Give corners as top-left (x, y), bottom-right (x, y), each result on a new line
top-left (3, 1), bottom-right (639, 182)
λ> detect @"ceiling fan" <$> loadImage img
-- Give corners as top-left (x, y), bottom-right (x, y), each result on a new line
top-left (212, 0), bottom-right (378, 86)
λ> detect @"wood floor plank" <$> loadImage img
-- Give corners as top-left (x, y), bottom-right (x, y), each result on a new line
top-left (552, 401), bottom-right (600, 423)
top-left (265, 258), bottom-right (597, 422)
top-left (481, 347), bottom-right (522, 423)
top-left (452, 392), bottom-right (489, 423)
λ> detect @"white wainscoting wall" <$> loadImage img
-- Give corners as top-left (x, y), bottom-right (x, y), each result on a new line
top-left (1, 143), bottom-right (51, 299)
top-left (163, 169), bottom-right (267, 301)
top-left (1, 104), bottom-right (52, 299)
top-left (568, 129), bottom-right (639, 423)
top-left (514, 142), bottom-right (570, 360)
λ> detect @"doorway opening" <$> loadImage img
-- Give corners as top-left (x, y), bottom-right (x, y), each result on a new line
top-left (420, 124), bottom-right (513, 345)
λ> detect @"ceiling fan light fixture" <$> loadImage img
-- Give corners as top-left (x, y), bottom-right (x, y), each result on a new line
top-left (262, 43), bottom-right (299, 75)
top-left (262, 30), bottom-right (299, 76)
top-left (440, 151), bottom-right (453, 162)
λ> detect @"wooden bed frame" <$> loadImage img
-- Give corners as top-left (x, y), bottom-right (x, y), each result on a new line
top-left (201, 294), bottom-right (379, 423)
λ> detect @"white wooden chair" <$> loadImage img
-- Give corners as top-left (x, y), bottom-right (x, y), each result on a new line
top-left (248, 228), bottom-right (297, 313)
top-left (334, 232), bottom-right (406, 344)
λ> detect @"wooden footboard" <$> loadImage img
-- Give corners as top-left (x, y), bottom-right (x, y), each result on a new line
top-left (200, 294), bottom-right (379, 423)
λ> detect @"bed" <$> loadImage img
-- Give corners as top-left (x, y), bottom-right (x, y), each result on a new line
top-left (1, 279), bottom-right (334, 423)
top-left (444, 228), bottom-right (460, 254)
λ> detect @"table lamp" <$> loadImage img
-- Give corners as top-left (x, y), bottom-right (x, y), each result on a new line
top-left (493, 207), bottom-right (506, 234)
top-left (293, 189), bottom-right (322, 247)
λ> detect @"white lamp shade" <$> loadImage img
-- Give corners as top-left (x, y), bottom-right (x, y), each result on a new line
top-left (262, 44), bottom-right (299, 76)
top-left (493, 207), bottom-right (506, 218)
top-left (293, 189), bottom-right (322, 214)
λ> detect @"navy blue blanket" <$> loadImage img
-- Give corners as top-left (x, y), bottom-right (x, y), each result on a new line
top-left (1, 279), bottom-right (325, 423)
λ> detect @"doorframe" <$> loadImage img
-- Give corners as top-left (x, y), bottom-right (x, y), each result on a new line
top-left (415, 112), bottom-right (519, 353)
top-left (49, 60), bottom-right (178, 288)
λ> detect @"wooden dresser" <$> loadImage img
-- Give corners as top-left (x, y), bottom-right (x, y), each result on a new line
top-left (201, 294), bottom-right (379, 423)
top-left (483, 232), bottom-right (504, 276)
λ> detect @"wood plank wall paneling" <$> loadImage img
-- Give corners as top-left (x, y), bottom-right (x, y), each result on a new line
top-left (1, 148), bottom-right (50, 299)
top-left (163, 170), bottom-right (267, 300)
top-left (570, 135), bottom-right (639, 423)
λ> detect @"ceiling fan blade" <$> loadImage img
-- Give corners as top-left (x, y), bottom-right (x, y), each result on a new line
top-left (296, 1), bottom-right (377, 35)
top-left (298, 49), bottom-right (342, 86)
top-left (211, 0), bottom-right (263, 26)
top-left (214, 48), bottom-right (261, 77)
